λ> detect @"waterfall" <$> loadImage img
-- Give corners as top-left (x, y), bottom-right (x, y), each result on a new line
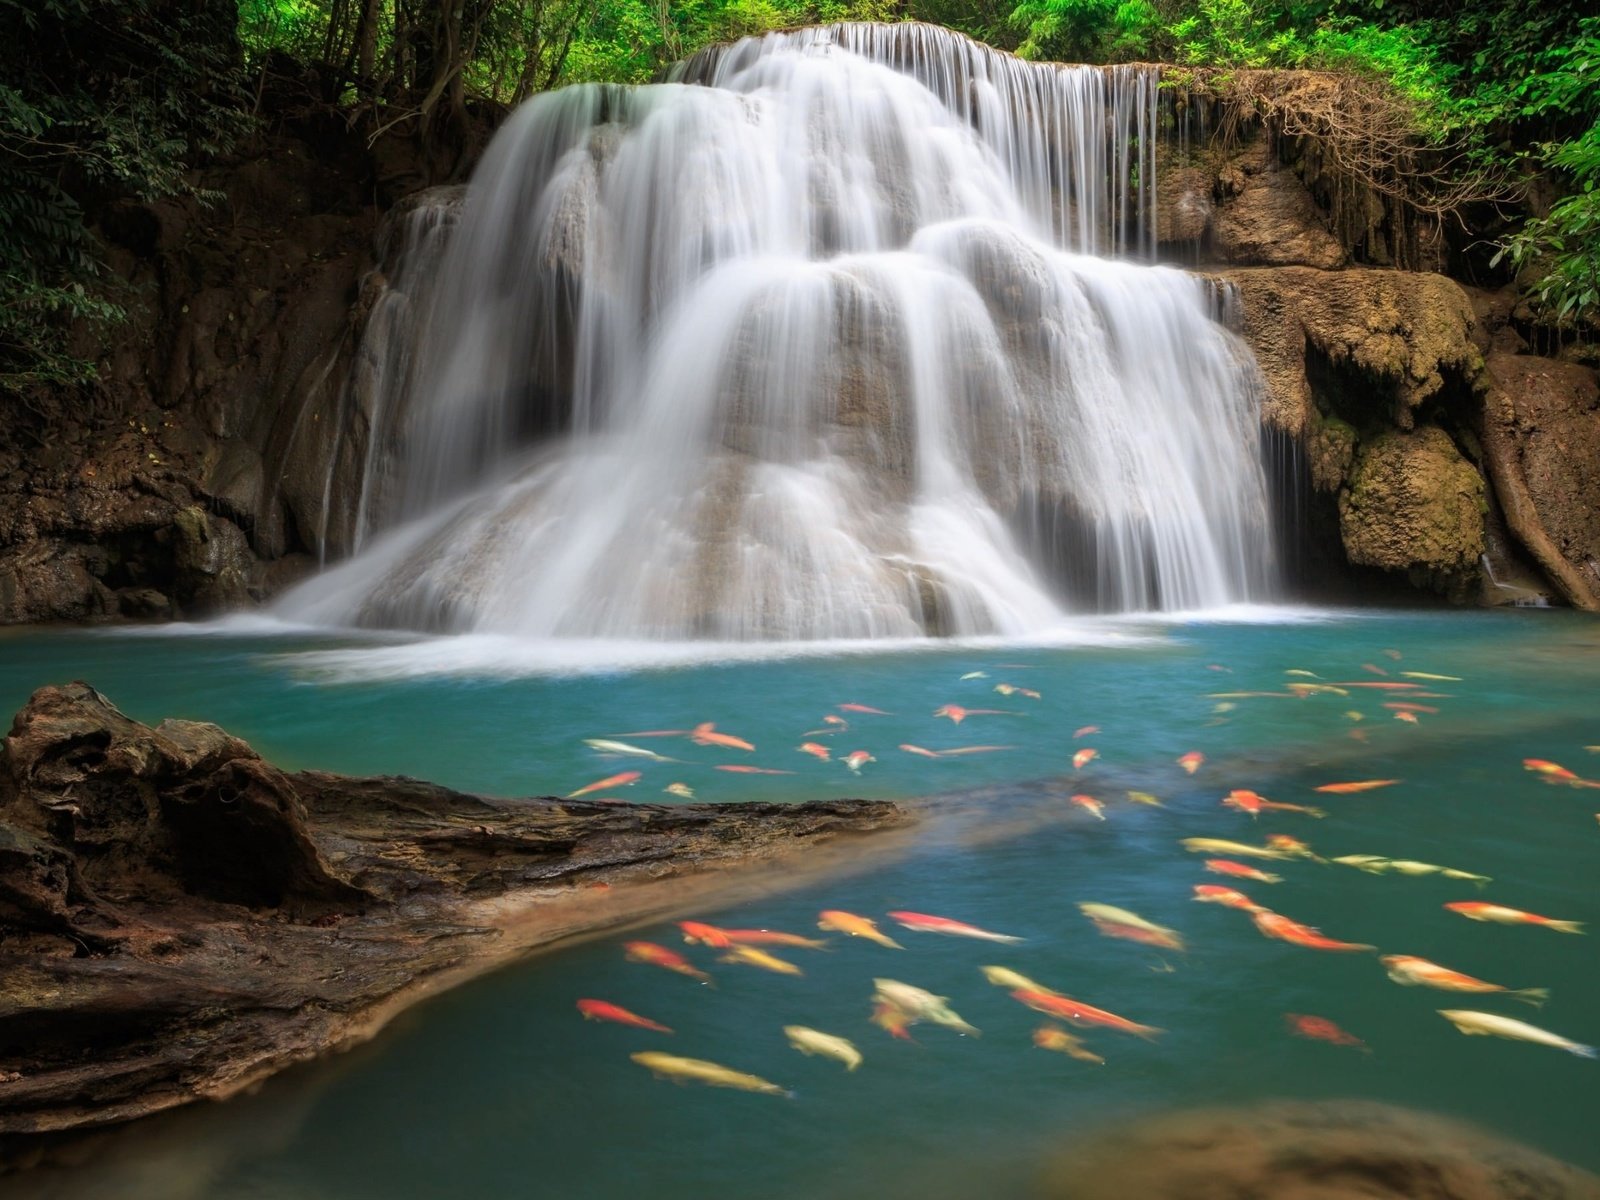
top-left (279, 22), bottom-right (1277, 639)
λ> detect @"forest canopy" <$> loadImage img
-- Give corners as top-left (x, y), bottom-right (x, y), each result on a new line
top-left (1, 0), bottom-right (1597, 393)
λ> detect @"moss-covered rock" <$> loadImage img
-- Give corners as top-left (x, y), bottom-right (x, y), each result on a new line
top-left (1339, 425), bottom-right (1485, 598)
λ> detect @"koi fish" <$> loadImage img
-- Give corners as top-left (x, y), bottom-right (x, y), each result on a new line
top-left (577, 999), bottom-right (674, 1034)
top-left (1010, 990), bottom-right (1161, 1039)
top-left (1193, 884), bottom-right (1266, 912)
top-left (1287, 682), bottom-right (1350, 697)
top-left (631, 1051), bottom-right (791, 1095)
top-left (936, 705), bottom-right (1014, 723)
top-left (873, 979), bottom-right (980, 1036)
top-left (1285, 669), bottom-right (1319, 677)
top-left (1437, 1011), bottom-right (1595, 1058)
top-left (1343, 858), bottom-right (1491, 886)
top-left (1071, 793), bottom-right (1106, 820)
top-left (980, 965), bottom-right (1057, 994)
top-left (1401, 672), bottom-right (1461, 681)
top-left (1073, 748), bottom-right (1098, 769)
top-left (1444, 902), bottom-right (1584, 933)
top-left (870, 1000), bottom-right (915, 1040)
top-left (1206, 664), bottom-right (1231, 672)
top-left (624, 941), bottom-right (712, 982)
top-left (663, 782), bottom-right (695, 798)
top-left (691, 723), bottom-right (754, 751)
top-left (1394, 711), bottom-right (1419, 724)
top-left (938, 745), bottom-right (1016, 756)
top-left (584, 739), bottom-right (679, 763)
top-left (1222, 790), bottom-right (1325, 819)
top-left (1180, 837), bottom-right (1296, 861)
top-left (1204, 859), bottom-right (1281, 883)
top-left (1384, 702), bottom-right (1439, 714)
top-left (1328, 681), bottom-right (1424, 690)
top-left (678, 920), bottom-right (734, 947)
top-left (1073, 725), bottom-right (1100, 738)
top-left (1213, 702), bottom-right (1237, 713)
top-left (1380, 955), bottom-right (1548, 1005)
top-left (1251, 910), bottom-right (1374, 952)
top-left (570, 770), bottom-right (641, 798)
top-left (888, 911), bottom-right (1024, 944)
top-left (783, 1026), bottom-right (861, 1071)
top-left (839, 703), bottom-right (892, 715)
top-left (1383, 649), bottom-right (1402, 660)
top-left (715, 765), bottom-right (795, 775)
top-left (959, 671), bottom-right (988, 680)
top-left (1079, 903), bottom-right (1184, 950)
top-left (720, 945), bottom-right (802, 976)
top-left (797, 742), bottom-right (831, 761)
top-left (842, 750), bottom-right (875, 773)
top-left (1265, 834), bottom-right (1325, 861)
top-left (1126, 790), bottom-right (1163, 806)
top-left (1286, 1013), bottom-right (1367, 1050)
top-left (1178, 752), bottom-right (1204, 774)
top-left (900, 743), bottom-right (943, 758)
top-left (994, 683), bottom-right (1041, 699)
top-left (1033, 1024), bottom-right (1104, 1063)
top-left (801, 715), bottom-right (849, 736)
top-left (1361, 663), bottom-right (1389, 676)
top-left (721, 929), bottom-right (829, 950)
top-left (1314, 779), bottom-right (1400, 794)
top-left (1524, 758), bottom-right (1581, 783)
top-left (818, 910), bottom-right (902, 949)
top-left (1344, 711), bottom-right (1365, 721)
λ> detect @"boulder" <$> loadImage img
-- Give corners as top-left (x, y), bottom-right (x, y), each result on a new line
top-left (1211, 141), bottom-right (1346, 269)
top-left (1338, 424), bottom-right (1484, 597)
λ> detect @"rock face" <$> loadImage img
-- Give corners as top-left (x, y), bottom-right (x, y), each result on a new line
top-left (0, 684), bottom-right (905, 1142)
top-left (1480, 354), bottom-right (1600, 609)
top-left (1210, 141), bottom-right (1347, 270)
top-left (1040, 1100), bottom-right (1600, 1200)
top-left (1339, 426), bottom-right (1485, 597)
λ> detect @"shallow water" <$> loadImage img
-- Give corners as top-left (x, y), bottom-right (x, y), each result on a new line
top-left (6, 608), bottom-right (1600, 1198)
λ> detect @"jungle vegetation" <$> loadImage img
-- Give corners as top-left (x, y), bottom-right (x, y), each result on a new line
top-left (1, 0), bottom-right (1596, 391)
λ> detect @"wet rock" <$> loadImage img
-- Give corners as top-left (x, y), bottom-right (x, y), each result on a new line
top-left (0, 684), bottom-right (906, 1141)
top-left (1219, 266), bottom-right (1480, 433)
top-left (1211, 143), bottom-right (1346, 270)
top-left (172, 507), bottom-right (253, 613)
top-left (1039, 1100), bottom-right (1600, 1199)
top-left (1156, 165), bottom-right (1214, 248)
top-left (1480, 354), bottom-right (1600, 610)
top-left (1339, 425), bottom-right (1485, 598)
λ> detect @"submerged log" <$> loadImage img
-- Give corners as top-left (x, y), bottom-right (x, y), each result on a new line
top-left (0, 684), bottom-right (906, 1146)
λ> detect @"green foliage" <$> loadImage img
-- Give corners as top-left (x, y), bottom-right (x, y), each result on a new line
top-left (1494, 119), bottom-right (1600, 323)
top-left (0, 0), bottom-right (249, 394)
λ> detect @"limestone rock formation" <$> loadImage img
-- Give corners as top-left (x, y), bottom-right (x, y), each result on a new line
top-left (1338, 426), bottom-right (1485, 597)
top-left (1210, 141), bottom-right (1347, 270)
top-left (1480, 354), bottom-right (1600, 609)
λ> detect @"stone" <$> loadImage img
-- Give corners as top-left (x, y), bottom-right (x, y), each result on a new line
top-left (1211, 143), bottom-right (1346, 269)
top-left (1339, 425), bottom-right (1485, 597)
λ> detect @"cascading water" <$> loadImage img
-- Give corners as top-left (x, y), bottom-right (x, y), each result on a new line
top-left (279, 22), bottom-right (1277, 640)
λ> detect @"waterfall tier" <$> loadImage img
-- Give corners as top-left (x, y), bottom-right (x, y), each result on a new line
top-left (280, 22), bottom-right (1276, 639)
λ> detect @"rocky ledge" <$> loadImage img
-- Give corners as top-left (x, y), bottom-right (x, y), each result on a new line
top-left (0, 684), bottom-right (905, 1154)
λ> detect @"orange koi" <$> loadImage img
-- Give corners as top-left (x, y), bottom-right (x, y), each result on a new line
top-left (1286, 1013), bottom-right (1367, 1050)
top-left (1443, 902), bottom-right (1584, 933)
top-left (1394, 711), bottom-right (1419, 724)
top-left (838, 703), bottom-right (892, 715)
top-left (797, 742), bottom-right (831, 761)
top-left (1177, 751), bottom-right (1204, 775)
top-left (678, 920), bottom-right (734, 948)
top-left (935, 705), bottom-right (1014, 723)
top-left (1265, 834), bottom-right (1324, 860)
top-left (870, 1000), bottom-right (915, 1040)
top-left (569, 770), bottom-right (642, 798)
top-left (993, 683), bottom-right (1040, 699)
top-left (938, 745), bottom-right (1016, 756)
top-left (1329, 681), bottom-right (1423, 690)
top-left (1072, 748), bottom-right (1098, 769)
top-left (899, 743), bottom-right (944, 758)
top-left (691, 723), bottom-right (755, 751)
top-left (1223, 790), bottom-right (1326, 819)
top-left (888, 911), bottom-right (1024, 943)
top-left (1071, 794), bottom-right (1106, 820)
top-left (1073, 725), bottom-right (1100, 738)
top-left (623, 940), bottom-right (713, 982)
top-left (1524, 758), bottom-right (1580, 783)
top-left (1010, 989), bottom-right (1163, 1039)
top-left (577, 999), bottom-right (674, 1034)
top-left (714, 764), bottom-right (794, 775)
top-left (1361, 663), bottom-right (1389, 676)
top-left (1032, 1024), bottom-right (1105, 1064)
top-left (1193, 884), bottom-right (1266, 912)
top-left (1384, 701), bottom-right (1439, 713)
top-left (1251, 910), bottom-right (1374, 952)
top-left (1204, 859), bottom-right (1282, 883)
top-left (721, 929), bottom-right (829, 950)
top-left (1313, 779), bottom-right (1400, 794)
